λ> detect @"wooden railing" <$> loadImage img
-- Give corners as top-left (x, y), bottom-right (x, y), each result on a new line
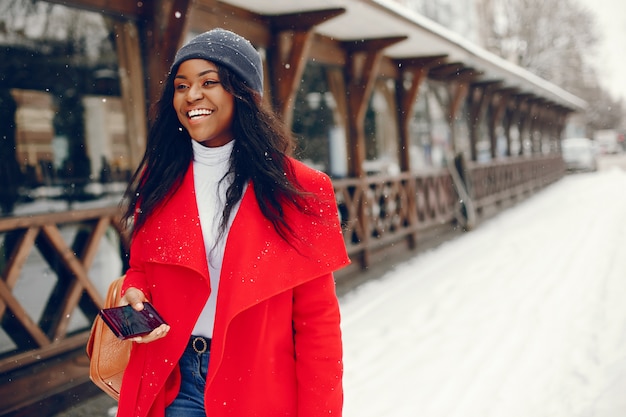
top-left (468, 155), bottom-right (565, 213)
top-left (333, 154), bottom-right (565, 269)
top-left (0, 207), bottom-right (129, 415)
top-left (0, 155), bottom-right (564, 416)
top-left (333, 169), bottom-right (457, 265)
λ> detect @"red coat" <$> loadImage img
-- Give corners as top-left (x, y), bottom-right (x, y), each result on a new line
top-left (118, 159), bottom-right (350, 417)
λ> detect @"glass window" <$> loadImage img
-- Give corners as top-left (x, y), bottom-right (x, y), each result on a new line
top-left (409, 80), bottom-right (452, 169)
top-left (363, 78), bottom-right (400, 175)
top-left (0, 0), bottom-right (129, 217)
top-left (292, 63), bottom-right (342, 175)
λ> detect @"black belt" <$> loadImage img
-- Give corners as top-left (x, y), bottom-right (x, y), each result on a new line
top-left (187, 335), bottom-right (211, 354)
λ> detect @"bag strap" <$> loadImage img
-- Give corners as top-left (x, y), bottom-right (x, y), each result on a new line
top-left (86, 275), bottom-right (125, 358)
top-left (105, 276), bottom-right (125, 308)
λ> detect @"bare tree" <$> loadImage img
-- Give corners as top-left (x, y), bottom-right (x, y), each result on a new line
top-left (476, 0), bottom-right (622, 130)
top-left (477, 0), bottom-right (594, 87)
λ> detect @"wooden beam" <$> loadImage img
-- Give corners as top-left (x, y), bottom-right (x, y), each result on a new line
top-left (0, 228), bottom-right (37, 320)
top-left (343, 36), bottom-right (408, 53)
top-left (80, 217), bottom-right (111, 271)
top-left (39, 225), bottom-right (104, 307)
top-left (454, 68), bottom-right (483, 83)
top-left (45, 0), bottom-right (143, 17)
top-left (0, 207), bottom-right (120, 232)
top-left (269, 8), bottom-right (346, 31)
top-left (429, 62), bottom-right (465, 80)
top-left (0, 278), bottom-right (50, 347)
top-left (395, 55), bottom-right (448, 70)
top-left (429, 62), bottom-right (483, 83)
top-left (47, 217), bottom-right (111, 340)
top-left (266, 9), bottom-right (347, 126)
top-left (308, 33), bottom-right (347, 66)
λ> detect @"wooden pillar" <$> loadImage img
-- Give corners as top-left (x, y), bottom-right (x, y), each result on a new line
top-left (544, 105), bottom-right (565, 154)
top-left (394, 56), bottom-right (446, 172)
top-left (393, 56), bottom-right (445, 249)
top-left (428, 63), bottom-right (478, 158)
top-left (396, 63), bottom-right (427, 173)
top-left (138, 0), bottom-right (192, 110)
top-left (537, 103), bottom-right (551, 153)
top-left (554, 108), bottom-right (570, 152)
top-left (515, 95), bottom-right (532, 156)
top-left (448, 81), bottom-right (470, 155)
top-left (342, 36), bottom-right (405, 269)
top-left (467, 84), bottom-right (492, 162)
top-left (342, 36), bottom-right (406, 178)
top-left (266, 8), bottom-right (345, 127)
top-left (487, 86), bottom-right (509, 159)
top-left (112, 21), bottom-right (147, 170)
top-left (528, 100), bottom-right (542, 154)
top-left (502, 89), bottom-right (519, 157)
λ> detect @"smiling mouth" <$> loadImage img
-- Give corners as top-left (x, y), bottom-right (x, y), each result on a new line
top-left (187, 109), bottom-right (213, 119)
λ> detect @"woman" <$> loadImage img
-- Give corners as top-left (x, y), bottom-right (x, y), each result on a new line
top-left (117, 28), bottom-right (350, 417)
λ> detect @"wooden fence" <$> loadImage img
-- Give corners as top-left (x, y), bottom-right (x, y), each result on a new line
top-left (0, 207), bottom-right (129, 416)
top-left (0, 154), bottom-right (564, 416)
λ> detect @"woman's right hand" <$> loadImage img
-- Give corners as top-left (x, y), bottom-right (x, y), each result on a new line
top-left (120, 287), bottom-right (171, 343)
top-left (120, 286), bottom-right (147, 310)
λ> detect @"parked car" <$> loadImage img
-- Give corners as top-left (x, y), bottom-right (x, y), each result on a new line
top-left (561, 137), bottom-right (598, 172)
top-left (593, 129), bottom-right (621, 154)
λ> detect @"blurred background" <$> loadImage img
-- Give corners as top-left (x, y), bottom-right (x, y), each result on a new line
top-left (1, 0), bottom-right (625, 416)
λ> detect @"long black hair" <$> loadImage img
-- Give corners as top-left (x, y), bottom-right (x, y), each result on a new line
top-left (122, 62), bottom-right (310, 242)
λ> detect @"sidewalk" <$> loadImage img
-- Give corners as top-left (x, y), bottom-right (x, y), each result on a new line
top-left (340, 168), bottom-right (626, 417)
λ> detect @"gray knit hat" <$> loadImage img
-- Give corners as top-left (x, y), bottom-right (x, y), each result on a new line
top-left (172, 28), bottom-right (263, 95)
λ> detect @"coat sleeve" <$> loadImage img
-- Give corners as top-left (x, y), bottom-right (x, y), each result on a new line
top-left (292, 273), bottom-right (343, 417)
top-left (121, 234), bottom-right (150, 299)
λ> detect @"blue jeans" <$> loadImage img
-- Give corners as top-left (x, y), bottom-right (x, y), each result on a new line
top-left (165, 340), bottom-right (210, 417)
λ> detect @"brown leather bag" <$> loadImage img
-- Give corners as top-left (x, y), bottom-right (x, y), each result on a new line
top-left (86, 276), bottom-right (130, 401)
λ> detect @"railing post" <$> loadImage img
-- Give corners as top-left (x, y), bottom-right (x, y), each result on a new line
top-left (405, 176), bottom-right (419, 249)
top-left (357, 178), bottom-right (371, 269)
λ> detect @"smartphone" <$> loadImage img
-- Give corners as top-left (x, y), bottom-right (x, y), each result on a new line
top-left (99, 302), bottom-right (167, 340)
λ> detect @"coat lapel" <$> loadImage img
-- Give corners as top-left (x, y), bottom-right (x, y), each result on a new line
top-left (138, 164), bottom-right (209, 282)
top-left (217, 189), bottom-right (345, 320)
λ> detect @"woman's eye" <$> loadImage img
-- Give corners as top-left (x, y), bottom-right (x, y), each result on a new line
top-left (175, 84), bottom-right (188, 90)
top-left (203, 80), bottom-right (219, 87)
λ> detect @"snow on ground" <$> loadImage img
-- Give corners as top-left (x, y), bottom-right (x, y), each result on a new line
top-left (340, 167), bottom-right (626, 417)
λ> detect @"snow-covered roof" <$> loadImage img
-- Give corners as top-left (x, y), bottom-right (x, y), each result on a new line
top-left (220, 0), bottom-right (587, 111)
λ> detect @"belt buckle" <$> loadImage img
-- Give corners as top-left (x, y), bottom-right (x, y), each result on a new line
top-left (192, 336), bottom-right (208, 354)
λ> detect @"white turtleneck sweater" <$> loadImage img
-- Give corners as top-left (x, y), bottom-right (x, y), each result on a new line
top-left (191, 139), bottom-right (241, 338)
